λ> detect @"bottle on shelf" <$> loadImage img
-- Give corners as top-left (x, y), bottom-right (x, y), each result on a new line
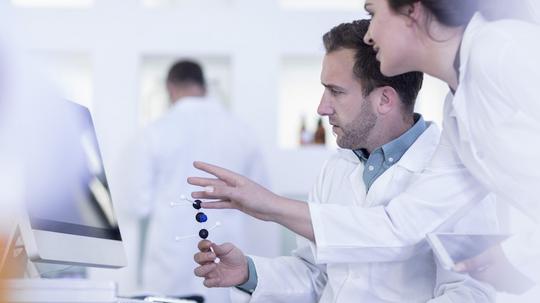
top-left (299, 116), bottom-right (312, 146)
top-left (313, 117), bottom-right (326, 145)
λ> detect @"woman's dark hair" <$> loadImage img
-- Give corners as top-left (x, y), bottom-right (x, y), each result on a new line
top-left (323, 20), bottom-right (423, 113)
top-left (387, 0), bottom-right (535, 27)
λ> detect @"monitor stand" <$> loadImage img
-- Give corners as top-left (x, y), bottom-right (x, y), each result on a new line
top-left (1, 227), bottom-right (196, 302)
top-left (0, 226), bottom-right (120, 302)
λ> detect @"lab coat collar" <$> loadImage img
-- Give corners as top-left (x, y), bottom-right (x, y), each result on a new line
top-left (380, 113), bottom-right (426, 164)
top-left (447, 13), bottom-right (487, 138)
top-left (459, 12), bottom-right (487, 85)
top-left (171, 95), bottom-right (220, 111)
top-left (337, 148), bottom-right (362, 164)
top-left (393, 122), bottom-right (440, 173)
top-left (337, 121), bottom-right (439, 173)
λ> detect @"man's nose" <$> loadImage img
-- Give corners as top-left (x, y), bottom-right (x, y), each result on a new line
top-left (317, 95), bottom-right (333, 116)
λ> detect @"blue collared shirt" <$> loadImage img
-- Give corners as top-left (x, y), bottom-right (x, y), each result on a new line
top-left (353, 113), bottom-right (426, 191)
top-left (236, 256), bottom-right (258, 294)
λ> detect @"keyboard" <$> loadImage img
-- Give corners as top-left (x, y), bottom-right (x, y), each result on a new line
top-left (3, 279), bottom-right (197, 303)
top-left (117, 297), bottom-right (196, 303)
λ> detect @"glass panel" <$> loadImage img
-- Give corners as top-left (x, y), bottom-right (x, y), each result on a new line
top-left (11, 0), bottom-right (93, 8)
top-left (415, 74), bottom-right (448, 128)
top-left (279, 57), bottom-right (449, 150)
top-left (280, 0), bottom-right (364, 10)
top-left (279, 56), bottom-right (335, 149)
top-left (139, 55), bottom-right (231, 126)
top-left (33, 52), bottom-right (93, 110)
top-left (142, 0), bottom-right (232, 8)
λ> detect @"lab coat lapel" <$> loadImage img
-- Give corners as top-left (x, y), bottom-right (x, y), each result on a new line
top-left (364, 165), bottom-right (396, 207)
top-left (395, 124), bottom-right (440, 172)
top-left (448, 13), bottom-right (486, 143)
top-left (349, 162), bottom-right (368, 205)
top-left (338, 149), bottom-right (368, 205)
top-left (447, 91), bottom-right (472, 143)
top-left (365, 124), bottom-right (440, 208)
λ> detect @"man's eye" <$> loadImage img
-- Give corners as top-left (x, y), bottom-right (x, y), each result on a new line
top-left (331, 90), bottom-right (342, 96)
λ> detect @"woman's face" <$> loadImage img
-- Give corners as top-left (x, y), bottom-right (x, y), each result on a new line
top-left (363, 0), bottom-right (421, 77)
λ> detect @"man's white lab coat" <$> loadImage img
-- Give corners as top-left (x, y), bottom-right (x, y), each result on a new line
top-left (231, 123), bottom-right (498, 303)
top-left (304, 14), bottom-right (540, 286)
top-left (124, 96), bottom-right (269, 303)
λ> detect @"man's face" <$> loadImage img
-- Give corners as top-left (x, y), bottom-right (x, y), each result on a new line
top-left (318, 48), bottom-right (377, 150)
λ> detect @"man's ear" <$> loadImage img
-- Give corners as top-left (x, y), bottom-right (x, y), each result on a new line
top-left (376, 86), bottom-right (398, 115)
top-left (166, 82), bottom-right (174, 95)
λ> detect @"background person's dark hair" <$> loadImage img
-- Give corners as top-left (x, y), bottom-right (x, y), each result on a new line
top-left (387, 0), bottom-right (536, 28)
top-left (323, 20), bottom-right (423, 113)
top-left (167, 60), bottom-right (206, 89)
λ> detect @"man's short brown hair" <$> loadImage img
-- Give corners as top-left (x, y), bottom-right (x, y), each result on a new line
top-left (323, 20), bottom-right (423, 112)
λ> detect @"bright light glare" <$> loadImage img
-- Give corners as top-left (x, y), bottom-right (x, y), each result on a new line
top-left (142, 0), bottom-right (231, 8)
top-left (11, 0), bottom-right (93, 8)
top-left (280, 0), bottom-right (364, 10)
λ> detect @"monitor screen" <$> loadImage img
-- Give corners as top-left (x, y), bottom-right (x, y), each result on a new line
top-left (25, 101), bottom-right (121, 242)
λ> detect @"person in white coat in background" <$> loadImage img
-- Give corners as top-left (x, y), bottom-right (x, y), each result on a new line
top-left (192, 20), bottom-right (499, 303)
top-left (121, 60), bottom-right (270, 303)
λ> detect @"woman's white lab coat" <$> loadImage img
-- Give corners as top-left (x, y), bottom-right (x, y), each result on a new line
top-left (231, 124), bottom-right (498, 303)
top-left (445, 13), bottom-right (540, 282)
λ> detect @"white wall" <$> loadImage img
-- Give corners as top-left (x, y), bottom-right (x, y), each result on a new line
top-left (6, 0), bottom-right (457, 296)
top-left (6, 0), bottom-right (362, 188)
top-left (5, 0), bottom-right (361, 293)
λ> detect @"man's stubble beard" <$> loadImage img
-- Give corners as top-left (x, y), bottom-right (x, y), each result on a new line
top-left (337, 100), bottom-right (377, 150)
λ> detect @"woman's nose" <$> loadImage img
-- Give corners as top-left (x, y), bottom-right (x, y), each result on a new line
top-left (364, 30), bottom-right (374, 46)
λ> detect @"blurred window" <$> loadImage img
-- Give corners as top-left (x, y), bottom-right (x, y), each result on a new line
top-left (33, 52), bottom-right (93, 110)
top-left (139, 55), bottom-right (231, 126)
top-left (142, 0), bottom-right (232, 8)
top-left (279, 56), bottom-right (332, 149)
top-left (279, 57), bottom-right (448, 149)
top-left (280, 0), bottom-right (364, 10)
top-left (11, 0), bottom-right (93, 8)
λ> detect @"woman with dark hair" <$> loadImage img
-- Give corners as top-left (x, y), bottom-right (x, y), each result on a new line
top-left (363, 0), bottom-right (540, 294)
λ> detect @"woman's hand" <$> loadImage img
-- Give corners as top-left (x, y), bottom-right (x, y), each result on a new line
top-left (454, 245), bottom-right (535, 294)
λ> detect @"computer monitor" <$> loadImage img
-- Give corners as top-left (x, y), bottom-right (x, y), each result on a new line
top-left (18, 100), bottom-right (126, 269)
